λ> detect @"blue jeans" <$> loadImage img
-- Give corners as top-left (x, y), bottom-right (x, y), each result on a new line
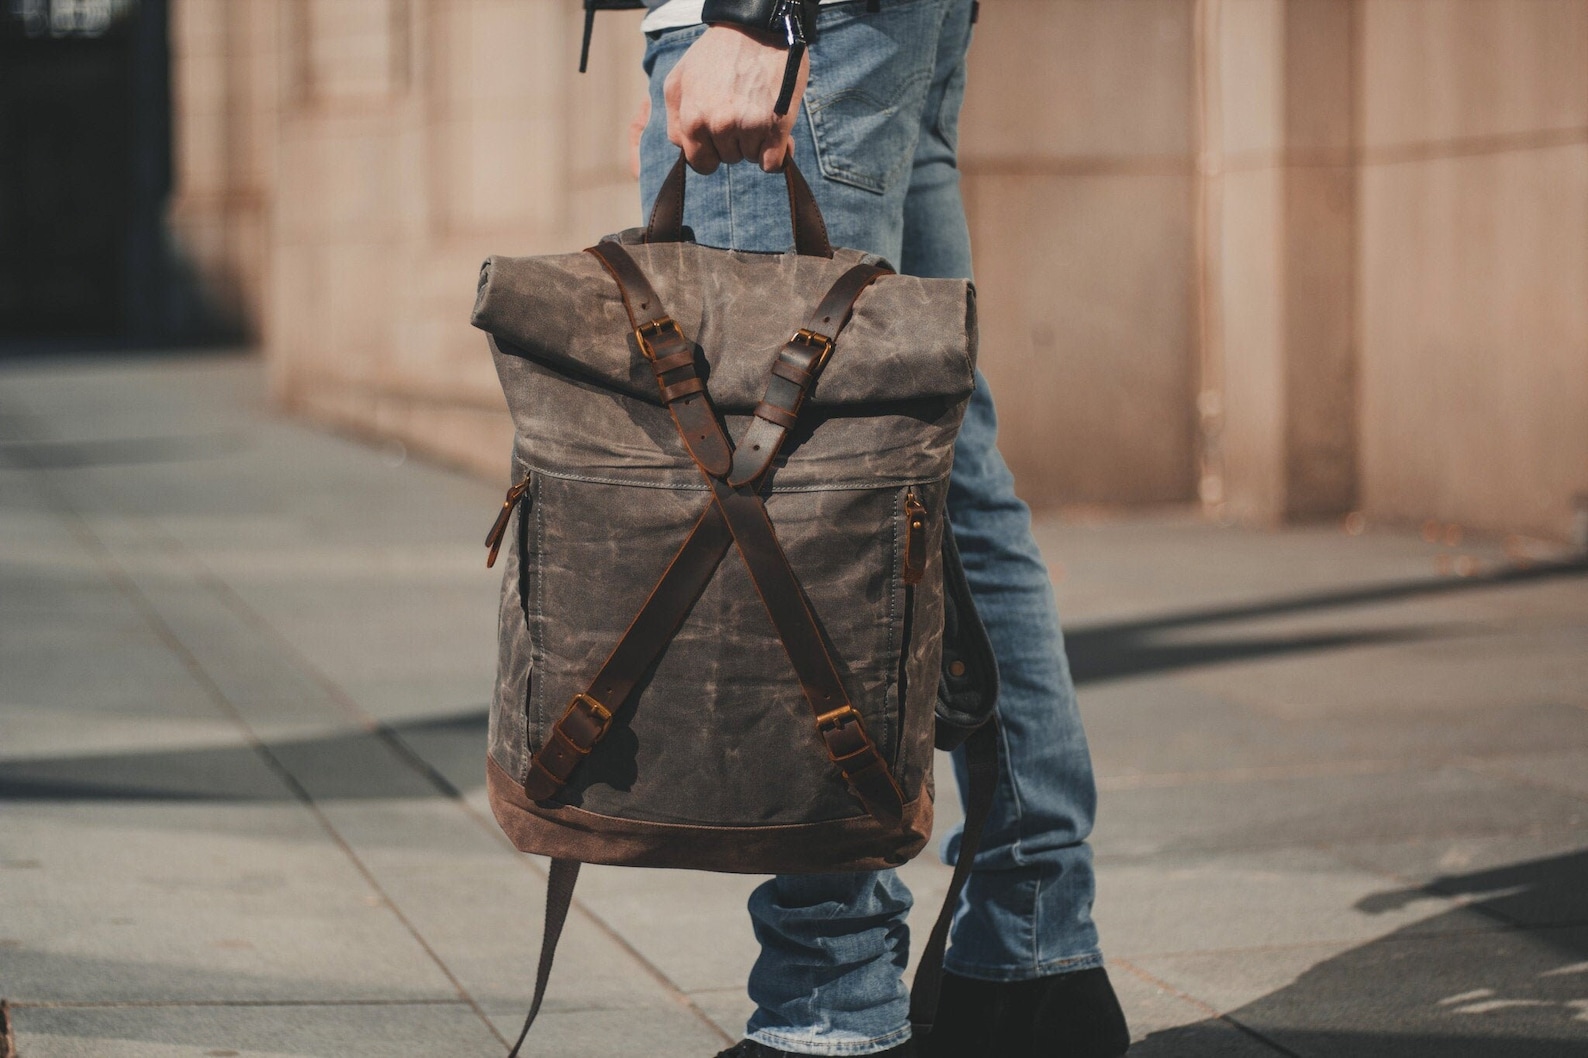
top-left (641, 2), bottom-right (1103, 1053)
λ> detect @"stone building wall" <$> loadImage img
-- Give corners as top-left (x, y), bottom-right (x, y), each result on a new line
top-left (167, 0), bottom-right (1588, 542)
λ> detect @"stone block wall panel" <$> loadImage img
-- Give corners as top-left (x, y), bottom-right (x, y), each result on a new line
top-left (164, 0), bottom-right (1588, 539)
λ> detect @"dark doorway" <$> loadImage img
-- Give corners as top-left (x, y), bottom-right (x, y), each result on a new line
top-left (0, 0), bottom-right (171, 344)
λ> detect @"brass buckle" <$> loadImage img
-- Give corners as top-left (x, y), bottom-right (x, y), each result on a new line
top-left (791, 328), bottom-right (836, 371)
top-left (815, 704), bottom-right (861, 733)
top-left (562, 693), bottom-right (613, 745)
top-left (634, 316), bottom-right (681, 361)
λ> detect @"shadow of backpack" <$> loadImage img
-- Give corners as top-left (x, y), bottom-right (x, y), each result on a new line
top-left (472, 154), bottom-right (1001, 1054)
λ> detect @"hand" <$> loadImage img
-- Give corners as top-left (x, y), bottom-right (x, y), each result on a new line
top-left (629, 96), bottom-right (650, 181)
top-left (663, 25), bottom-right (809, 174)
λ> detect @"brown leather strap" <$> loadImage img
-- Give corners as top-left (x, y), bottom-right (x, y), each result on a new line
top-left (523, 502), bottom-right (735, 802)
top-left (727, 262), bottom-right (890, 487)
top-left (909, 717), bottom-right (1000, 1041)
top-left (709, 476), bottom-right (906, 823)
top-left (506, 857), bottom-right (580, 1057)
top-left (645, 149), bottom-right (834, 259)
top-left (586, 241), bottom-right (734, 478)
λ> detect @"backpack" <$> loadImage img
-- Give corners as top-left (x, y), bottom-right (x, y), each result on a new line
top-left (471, 154), bottom-right (1001, 1054)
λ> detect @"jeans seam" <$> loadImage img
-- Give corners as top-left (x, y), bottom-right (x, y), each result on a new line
top-left (749, 1023), bottom-right (913, 1056)
top-left (942, 949), bottom-right (1106, 983)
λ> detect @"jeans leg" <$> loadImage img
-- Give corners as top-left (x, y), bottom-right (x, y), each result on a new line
top-left (892, 2), bottom-right (1106, 981)
top-left (744, 872), bottom-right (915, 1055)
top-left (939, 379), bottom-right (1104, 980)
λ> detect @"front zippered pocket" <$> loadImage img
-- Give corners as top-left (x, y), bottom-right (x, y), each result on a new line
top-left (894, 486), bottom-right (930, 764)
top-left (902, 487), bottom-right (928, 585)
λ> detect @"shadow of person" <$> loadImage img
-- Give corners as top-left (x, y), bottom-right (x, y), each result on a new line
top-left (1131, 849), bottom-right (1588, 1057)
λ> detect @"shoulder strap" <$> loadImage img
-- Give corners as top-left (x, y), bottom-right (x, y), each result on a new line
top-left (908, 716), bottom-right (1000, 1040)
top-left (506, 857), bottom-right (580, 1057)
top-left (728, 262), bottom-right (889, 487)
top-left (586, 241), bottom-right (734, 478)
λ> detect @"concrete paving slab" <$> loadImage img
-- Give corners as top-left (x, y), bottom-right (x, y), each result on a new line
top-left (8, 355), bottom-right (1588, 1055)
top-left (486, 1006), bottom-right (731, 1057)
top-left (11, 1001), bottom-right (498, 1058)
top-left (0, 804), bottom-right (458, 1004)
top-left (1469, 750), bottom-right (1588, 801)
top-left (1092, 846), bottom-right (1474, 960)
top-left (686, 987), bottom-right (755, 1042)
top-left (1222, 926), bottom-right (1588, 1057)
top-left (568, 865), bottom-right (765, 995)
top-left (1178, 622), bottom-right (1588, 722)
top-left (1105, 964), bottom-right (1288, 1054)
top-left (1094, 764), bottom-right (1588, 860)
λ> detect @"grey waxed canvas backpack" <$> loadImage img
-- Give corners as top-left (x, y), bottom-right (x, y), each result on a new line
top-left (471, 155), bottom-right (1000, 1054)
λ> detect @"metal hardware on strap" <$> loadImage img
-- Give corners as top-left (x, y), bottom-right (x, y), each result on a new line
top-left (586, 241), bottom-right (734, 478)
top-left (790, 327), bottom-right (834, 367)
top-left (634, 316), bottom-right (681, 360)
top-left (726, 263), bottom-right (890, 488)
top-left (561, 693), bottom-right (613, 742)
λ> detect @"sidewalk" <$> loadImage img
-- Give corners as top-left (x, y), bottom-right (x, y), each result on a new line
top-left (1, 353), bottom-right (1585, 1058)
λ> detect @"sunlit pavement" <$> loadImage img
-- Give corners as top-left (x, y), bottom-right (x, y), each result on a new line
top-left (2, 353), bottom-right (1586, 1058)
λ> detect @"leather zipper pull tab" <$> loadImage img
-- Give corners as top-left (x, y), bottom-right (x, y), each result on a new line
top-left (903, 488), bottom-right (928, 586)
top-left (485, 476), bottom-right (531, 568)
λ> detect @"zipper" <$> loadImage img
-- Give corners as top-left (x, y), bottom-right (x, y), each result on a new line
top-left (485, 474), bottom-right (532, 568)
top-left (902, 488), bottom-right (928, 586)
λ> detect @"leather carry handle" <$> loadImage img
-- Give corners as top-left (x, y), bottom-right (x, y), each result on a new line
top-left (646, 149), bottom-right (834, 259)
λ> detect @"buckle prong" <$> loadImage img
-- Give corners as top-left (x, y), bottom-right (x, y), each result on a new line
top-left (816, 704), bottom-right (860, 733)
top-left (635, 316), bottom-right (681, 360)
top-left (563, 692), bottom-right (614, 744)
top-left (791, 328), bottom-right (835, 370)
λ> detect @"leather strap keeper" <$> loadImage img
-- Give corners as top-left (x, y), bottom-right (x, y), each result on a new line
top-left (662, 377), bottom-right (706, 402)
top-left (524, 693), bottom-right (612, 802)
top-left (727, 263), bottom-right (887, 487)
top-left (752, 400), bottom-right (799, 430)
top-left (651, 348), bottom-right (697, 373)
top-left (770, 357), bottom-right (813, 385)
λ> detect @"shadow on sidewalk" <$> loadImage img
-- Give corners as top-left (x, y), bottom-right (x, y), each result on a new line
top-left (1132, 849), bottom-right (1588, 1057)
top-left (0, 709), bottom-right (486, 803)
top-left (6, 559), bottom-right (1587, 804)
top-left (1065, 557), bottom-right (1588, 684)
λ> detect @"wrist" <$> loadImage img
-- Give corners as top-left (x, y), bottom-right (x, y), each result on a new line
top-left (701, 0), bottom-right (818, 46)
top-left (701, 22), bottom-right (785, 49)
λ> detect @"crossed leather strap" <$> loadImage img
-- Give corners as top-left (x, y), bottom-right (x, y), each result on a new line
top-left (520, 239), bottom-right (905, 823)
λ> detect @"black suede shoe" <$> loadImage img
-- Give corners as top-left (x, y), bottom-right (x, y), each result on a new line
top-left (921, 966), bottom-right (1130, 1057)
top-left (714, 1039), bottom-right (916, 1058)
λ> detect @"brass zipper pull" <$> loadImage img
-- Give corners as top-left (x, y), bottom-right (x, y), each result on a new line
top-left (485, 475), bottom-right (531, 568)
top-left (903, 488), bottom-right (928, 586)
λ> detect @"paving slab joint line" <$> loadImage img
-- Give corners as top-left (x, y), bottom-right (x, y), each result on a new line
top-left (24, 401), bottom-right (731, 1052)
top-left (5, 1000), bottom-right (473, 1011)
top-left (1111, 958), bottom-right (1300, 1057)
top-left (7, 440), bottom-right (511, 1053)
top-left (125, 465), bottom-right (735, 1047)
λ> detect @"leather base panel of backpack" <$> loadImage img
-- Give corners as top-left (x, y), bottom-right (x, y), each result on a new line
top-left (472, 153), bottom-right (1001, 1055)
